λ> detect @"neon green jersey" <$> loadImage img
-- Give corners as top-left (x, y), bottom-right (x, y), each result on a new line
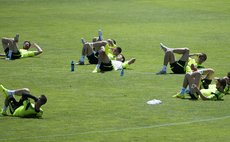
top-left (200, 88), bottom-right (224, 100)
top-left (13, 100), bottom-right (43, 118)
top-left (224, 85), bottom-right (230, 94)
top-left (185, 58), bottom-right (197, 73)
top-left (19, 49), bottom-right (35, 58)
top-left (208, 84), bottom-right (229, 95)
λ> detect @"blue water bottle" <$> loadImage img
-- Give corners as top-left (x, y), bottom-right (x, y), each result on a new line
top-left (120, 69), bottom-right (124, 77)
top-left (71, 61), bottom-right (74, 72)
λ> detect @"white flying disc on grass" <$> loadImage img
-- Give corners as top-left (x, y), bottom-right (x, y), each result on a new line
top-left (147, 99), bottom-right (162, 105)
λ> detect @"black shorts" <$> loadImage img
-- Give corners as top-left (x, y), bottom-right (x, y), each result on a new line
top-left (87, 53), bottom-right (98, 64)
top-left (4, 47), bottom-right (21, 59)
top-left (100, 61), bottom-right (113, 71)
top-left (189, 93), bottom-right (198, 100)
top-left (170, 60), bottom-right (186, 74)
top-left (8, 97), bottom-right (23, 114)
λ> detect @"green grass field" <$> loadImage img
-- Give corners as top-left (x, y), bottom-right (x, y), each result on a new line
top-left (0, 0), bottom-right (230, 141)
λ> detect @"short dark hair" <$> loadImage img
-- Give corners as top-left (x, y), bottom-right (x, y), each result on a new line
top-left (218, 78), bottom-right (226, 89)
top-left (40, 95), bottom-right (47, 105)
top-left (116, 47), bottom-right (122, 54)
top-left (199, 53), bottom-right (207, 61)
top-left (227, 72), bottom-right (230, 78)
top-left (112, 39), bottom-right (116, 45)
top-left (23, 41), bottom-right (31, 47)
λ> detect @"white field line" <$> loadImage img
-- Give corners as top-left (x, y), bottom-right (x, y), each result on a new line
top-left (0, 115), bottom-right (230, 141)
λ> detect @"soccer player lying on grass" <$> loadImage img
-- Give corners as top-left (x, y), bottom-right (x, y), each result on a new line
top-left (209, 72), bottom-right (230, 95)
top-left (156, 43), bottom-right (207, 75)
top-left (174, 68), bottom-right (215, 98)
top-left (93, 45), bottom-right (135, 73)
top-left (77, 30), bottom-right (119, 65)
top-left (77, 38), bottom-right (123, 65)
top-left (1, 85), bottom-right (47, 118)
top-left (173, 71), bottom-right (226, 100)
top-left (1, 34), bottom-right (43, 60)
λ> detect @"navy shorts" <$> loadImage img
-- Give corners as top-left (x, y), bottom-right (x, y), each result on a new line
top-left (87, 53), bottom-right (98, 64)
top-left (4, 47), bottom-right (21, 59)
top-left (170, 60), bottom-right (186, 74)
top-left (100, 61), bottom-right (113, 71)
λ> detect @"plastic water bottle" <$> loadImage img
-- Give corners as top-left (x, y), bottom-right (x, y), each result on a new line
top-left (120, 69), bottom-right (124, 77)
top-left (71, 61), bottom-right (74, 72)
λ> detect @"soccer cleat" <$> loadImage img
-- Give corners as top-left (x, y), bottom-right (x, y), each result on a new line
top-left (92, 67), bottom-right (100, 73)
top-left (156, 70), bottom-right (166, 75)
top-left (172, 93), bottom-right (185, 99)
top-left (14, 34), bottom-right (19, 42)
top-left (81, 38), bottom-right (86, 45)
top-left (0, 84), bottom-right (8, 98)
top-left (76, 61), bottom-right (84, 65)
top-left (1, 109), bottom-right (8, 116)
top-left (98, 30), bottom-right (103, 40)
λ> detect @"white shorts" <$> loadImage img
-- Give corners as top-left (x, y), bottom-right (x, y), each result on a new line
top-left (111, 60), bottom-right (123, 71)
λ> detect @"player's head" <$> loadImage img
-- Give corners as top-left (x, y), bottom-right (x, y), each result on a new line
top-left (223, 72), bottom-right (230, 85)
top-left (120, 54), bottom-right (125, 62)
top-left (107, 39), bottom-right (116, 47)
top-left (35, 95), bottom-right (47, 111)
top-left (111, 39), bottom-right (116, 45)
top-left (23, 41), bottom-right (31, 50)
top-left (216, 78), bottom-right (226, 92)
top-left (113, 47), bottom-right (122, 56)
top-left (197, 53), bottom-right (207, 64)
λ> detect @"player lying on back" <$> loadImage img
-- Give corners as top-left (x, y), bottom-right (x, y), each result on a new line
top-left (1, 85), bottom-right (47, 118)
top-left (1, 34), bottom-right (43, 60)
top-left (173, 71), bottom-right (226, 100)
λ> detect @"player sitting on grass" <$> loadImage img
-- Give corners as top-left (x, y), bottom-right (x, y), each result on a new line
top-left (93, 44), bottom-right (135, 73)
top-left (78, 38), bottom-right (122, 65)
top-left (156, 43), bottom-right (207, 75)
top-left (173, 71), bottom-right (226, 100)
top-left (77, 30), bottom-right (120, 65)
top-left (1, 34), bottom-right (43, 60)
top-left (1, 85), bottom-right (47, 118)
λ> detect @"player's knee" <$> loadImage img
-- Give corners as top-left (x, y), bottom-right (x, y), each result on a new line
top-left (184, 48), bottom-right (189, 54)
top-left (23, 88), bottom-right (30, 92)
top-left (165, 50), bottom-right (173, 56)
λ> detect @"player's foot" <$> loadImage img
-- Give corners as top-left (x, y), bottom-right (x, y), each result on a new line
top-left (156, 70), bottom-right (166, 75)
top-left (76, 61), bottom-right (84, 65)
top-left (128, 58), bottom-right (136, 65)
top-left (0, 84), bottom-right (9, 98)
top-left (172, 93), bottom-right (185, 99)
top-left (92, 67), bottom-right (100, 73)
top-left (1, 109), bottom-right (8, 116)
top-left (81, 38), bottom-right (86, 45)
top-left (98, 30), bottom-right (103, 40)
top-left (14, 34), bottom-right (19, 42)
top-left (160, 43), bottom-right (169, 52)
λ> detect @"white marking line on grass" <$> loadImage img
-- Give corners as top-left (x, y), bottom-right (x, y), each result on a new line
top-left (0, 115), bottom-right (230, 141)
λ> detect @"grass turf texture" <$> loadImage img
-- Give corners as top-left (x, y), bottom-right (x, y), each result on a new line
top-left (0, 0), bottom-right (230, 141)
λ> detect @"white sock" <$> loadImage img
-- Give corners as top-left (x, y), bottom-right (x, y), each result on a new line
top-left (96, 64), bottom-right (100, 69)
top-left (98, 30), bottom-right (103, 41)
top-left (185, 89), bottom-right (190, 94)
top-left (80, 56), bottom-right (85, 62)
top-left (8, 90), bottom-right (15, 96)
top-left (2, 106), bottom-right (7, 111)
top-left (162, 65), bottom-right (167, 71)
top-left (180, 88), bottom-right (186, 95)
top-left (8, 50), bottom-right (13, 59)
